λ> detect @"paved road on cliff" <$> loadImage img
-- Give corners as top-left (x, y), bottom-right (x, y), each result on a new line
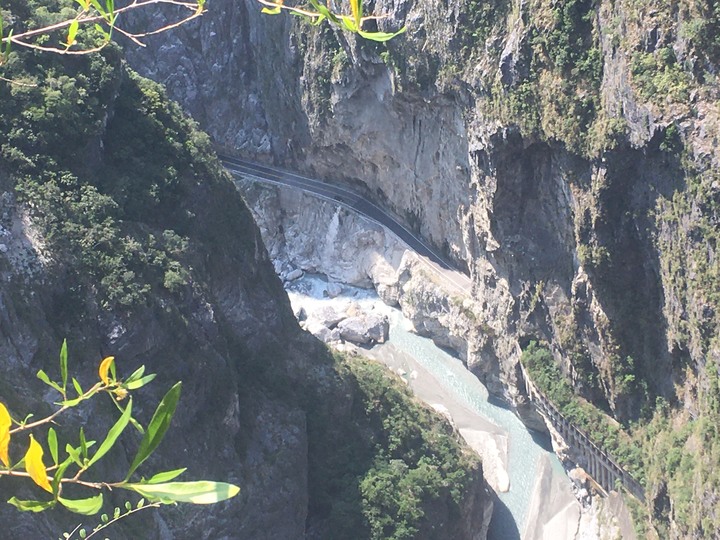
top-left (220, 154), bottom-right (473, 296)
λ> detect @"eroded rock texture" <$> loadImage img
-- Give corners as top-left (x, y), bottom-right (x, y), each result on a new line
top-left (126, 0), bottom-right (720, 534)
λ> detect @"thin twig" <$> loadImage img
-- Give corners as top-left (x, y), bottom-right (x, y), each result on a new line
top-left (0, 0), bottom-right (200, 44)
top-left (0, 76), bottom-right (37, 86)
top-left (0, 0), bottom-right (204, 57)
top-left (80, 502), bottom-right (162, 540)
top-left (0, 469), bottom-right (114, 490)
top-left (9, 383), bottom-right (103, 434)
top-left (254, 0), bottom-right (390, 22)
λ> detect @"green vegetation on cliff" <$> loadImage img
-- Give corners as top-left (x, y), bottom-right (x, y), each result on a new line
top-left (0, 30), bottom-right (223, 309)
top-left (307, 354), bottom-right (482, 540)
top-left (521, 341), bottom-right (644, 482)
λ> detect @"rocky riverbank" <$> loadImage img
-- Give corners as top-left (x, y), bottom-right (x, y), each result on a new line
top-left (244, 181), bottom-right (642, 539)
top-left (237, 179), bottom-right (512, 396)
top-left (284, 274), bottom-right (601, 539)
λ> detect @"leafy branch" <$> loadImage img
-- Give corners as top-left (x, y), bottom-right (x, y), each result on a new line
top-left (257, 0), bottom-right (407, 42)
top-left (0, 340), bottom-right (239, 523)
top-left (0, 0), bottom-right (206, 64)
top-left (63, 499), bottom-right (162, 540)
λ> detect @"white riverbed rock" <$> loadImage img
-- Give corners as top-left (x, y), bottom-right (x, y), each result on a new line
top-left (302, 320), bottom-right (334, 343)
top-left (311, 305), bottom-right (346, 328)
top-left (325, 282), bottom-right (343, 297)
top-left (337, 314), bottom-right (389, 344)
top-left (284, 268), bottom-right (303, 281)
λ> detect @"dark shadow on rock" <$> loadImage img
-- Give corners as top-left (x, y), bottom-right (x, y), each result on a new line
top-left (529, 427), bottom-right (554, 453)
top-left (487, 492), bottom-right (521, 540)
top-left (487, 394), bottom-right (513, 411)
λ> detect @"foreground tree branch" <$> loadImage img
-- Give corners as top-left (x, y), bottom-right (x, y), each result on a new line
top-left (255, 0), bottom-right (407, 42)
top-left (0, 0), bottom-right (206, 63)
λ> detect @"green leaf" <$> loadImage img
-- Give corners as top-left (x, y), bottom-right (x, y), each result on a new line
top-left (59, 340), bottom-right (68, 393)
top-left (66, 444), bottom-right (83, 467)
top-left (124, 365), bottom-right (146, 385)
top-left (2, 30), bottom-right (11, 61)
top-left (340, 16), bottom-right (357, 32)
top-left (309, 14), bottom-right (326, 26)
top-left (358, 27), bottom-right (407, 42)
top-left (37, 370), bottom-right (63, 393)
top-left (7, 497), bottom-right (55, 512)
top-left (146, 468), bottom-right (186, 484)
top-left (93, 23), bottom-right (109, 40)
top-left (307, 0), bottom-right (339, 23)
top-left (58, 494), bottom-right (103, 515)
top-left (260, 6), bottom-right (282, 14)
top-left (111, 399), bottom-right (144, 434)
top-left (66, 19), bottom-right (79, 47)
top-left (126, 383), bottom-right (181, 479)
top-left (48, 427), bottom-right (59, 466)
top-left (72, 377), bottom-right (83, 397)
top-left (87, 397), bottom-right (132, 468)
top-left (124, 374), bottom-right (156, 390)
top-left (79, 427), bottom-right (88, 460)
top-left (121, 481), bottom-right (240, 504)
top-left (52, 457), bottom-right (74, 495)
top-left (104, 0), bottom-right (115, 25)
top-left (59, 395), bottom-right (86, 407)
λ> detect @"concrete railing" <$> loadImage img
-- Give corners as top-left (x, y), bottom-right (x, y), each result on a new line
top-left (518, 363), bottom-right (645, 502)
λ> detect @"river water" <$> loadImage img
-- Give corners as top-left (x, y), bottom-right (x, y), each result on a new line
top-left (286, 275), bottom-right (572, 538)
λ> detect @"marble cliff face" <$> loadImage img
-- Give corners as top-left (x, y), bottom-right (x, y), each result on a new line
top-left (0, 29), bottom-right (491, 539)
top-left (130, 0), bottom-right (716, 413)
top-left (127, 1), bottom-right (720, 534)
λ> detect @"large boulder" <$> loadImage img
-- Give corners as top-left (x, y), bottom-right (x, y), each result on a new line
top-left (311, 305), bottom-right (347, 328)
top-left (337, 314), bottom-right (389, 345)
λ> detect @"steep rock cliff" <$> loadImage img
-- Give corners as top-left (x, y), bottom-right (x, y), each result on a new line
top-left (0, 4), bottom-right (492, 537)
top-left (126, 0), bottom-right (720, 535)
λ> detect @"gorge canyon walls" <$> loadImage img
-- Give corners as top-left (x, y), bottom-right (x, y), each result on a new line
top-left (127, 0), bottom-right (720, 535)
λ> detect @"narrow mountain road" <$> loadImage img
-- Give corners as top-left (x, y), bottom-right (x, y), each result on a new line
top-left (220, 154), bottom-right (473, 296)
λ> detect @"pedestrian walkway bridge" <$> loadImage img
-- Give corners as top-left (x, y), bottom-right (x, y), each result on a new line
top-left (518, 363), bottom-right (645, 502)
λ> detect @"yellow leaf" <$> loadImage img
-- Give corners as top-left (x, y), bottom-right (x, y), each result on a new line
top-left (99, 356), bottom-right (115, 386)
top-left (25, 435), bottom-right (52, 493)
top-left (349, 0), bottom-right (361, 28)
top-left (0, 402), bottom-right (11, 467)
top-left (66, 19), bottom-right (79, 47)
